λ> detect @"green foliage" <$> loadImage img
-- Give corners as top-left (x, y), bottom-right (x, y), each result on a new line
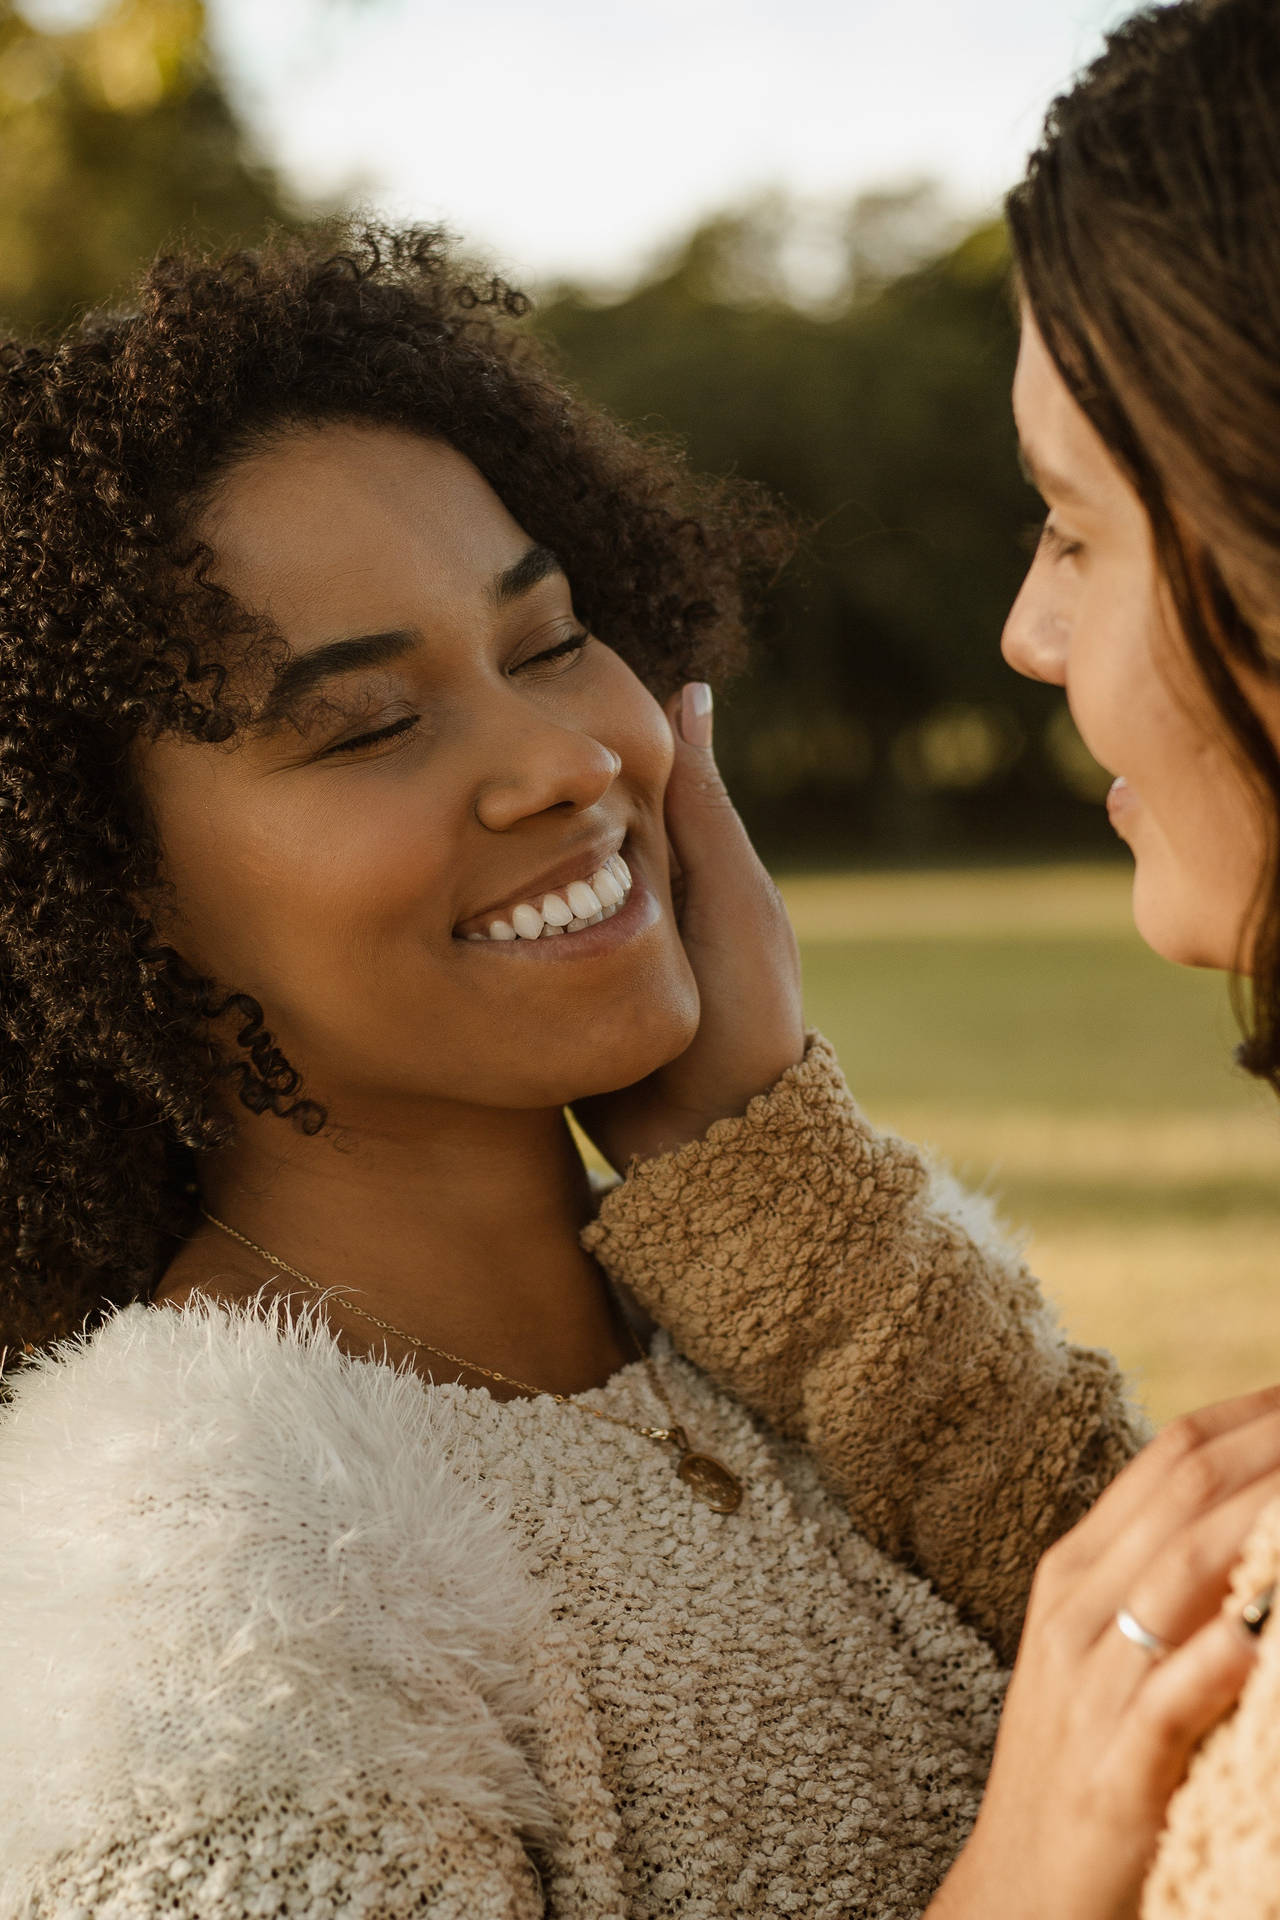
top-left (540, 193), bottom-right (1110, 861)
top-left (0, 15), bottom-right (1106, 862)
top-left (0, 0), bottom-right (286, 335)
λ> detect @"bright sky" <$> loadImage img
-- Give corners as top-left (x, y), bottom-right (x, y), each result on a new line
top-left (210, 0), bottom-right (1134, 290)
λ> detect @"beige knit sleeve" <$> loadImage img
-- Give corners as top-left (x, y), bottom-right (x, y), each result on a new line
top-left (8, 1791), bottom-right (545, 1920)
top-left (582, 1031), bottom-right (1150, 1664)
top-left (1142, 1499), bottom-right (1280, 1919)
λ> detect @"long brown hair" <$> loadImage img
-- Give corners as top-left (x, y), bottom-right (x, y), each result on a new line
top-left (1007, 0), bottom-right (1280, 1088)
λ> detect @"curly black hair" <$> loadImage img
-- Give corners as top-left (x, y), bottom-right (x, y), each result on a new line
top-left (0, 222), bottom-right (789, 1371)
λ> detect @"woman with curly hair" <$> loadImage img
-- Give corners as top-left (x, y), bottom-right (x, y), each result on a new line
top-left (0, 217), bottom-right (1267, 1918)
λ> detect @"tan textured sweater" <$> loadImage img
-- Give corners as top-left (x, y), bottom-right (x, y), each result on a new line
top-left (1141, 1499), bottom-right (1280, 1918)
top-left (585, 1033), bottom-right (1150, 1665)
top-left (0, 1034), bottom-right (1148, 1918)
top-left (586, 1034), bottom-right (1280, 1917)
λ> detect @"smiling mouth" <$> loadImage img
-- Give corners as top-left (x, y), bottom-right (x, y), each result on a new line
top-left (457, 853), bottom-right (633, 943)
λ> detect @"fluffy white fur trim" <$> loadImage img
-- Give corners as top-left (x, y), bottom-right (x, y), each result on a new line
top-left (0, 1292), bottom-right (553, 1878)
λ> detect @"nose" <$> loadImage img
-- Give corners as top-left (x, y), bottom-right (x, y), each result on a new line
top-left (1001, 584), bottom-right (1069, 687)
top-left (473, 711), bottom-right (621, 832)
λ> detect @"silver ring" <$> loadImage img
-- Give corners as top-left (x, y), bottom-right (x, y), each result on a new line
top-left (1115, 1605), bottom-right (1172, 1660)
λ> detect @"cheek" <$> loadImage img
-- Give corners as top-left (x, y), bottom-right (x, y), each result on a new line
top-left (144, 757), bottom-right (454, 1021)
top-left (1061, 571), bottom-right (1172, 772)
top-left (1085, 612), bottom-right (1273, 971)
top-left (597, 655), bottom-right (674, 792)
top-left (1129, 737), bottom-right (1269, 970)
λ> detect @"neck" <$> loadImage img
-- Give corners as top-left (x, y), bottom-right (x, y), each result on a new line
top-left (185, 1096), bottom-right (630, 1396)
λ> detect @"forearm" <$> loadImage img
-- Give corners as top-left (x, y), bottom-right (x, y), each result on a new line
top-left (584, 1032), bottom-right (1150, 1662)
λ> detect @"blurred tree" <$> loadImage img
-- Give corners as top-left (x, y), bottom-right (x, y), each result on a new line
top-left (0, 19), bottom-right (1106, 864)
top-left (0, 0), bottom-right (286, 335)
top-left (540, 193), bottom-right (1111, 862)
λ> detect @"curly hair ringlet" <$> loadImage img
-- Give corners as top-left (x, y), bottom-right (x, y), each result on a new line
top-left (0, 220), bottom-right (792, 1377)
top-left (1007, 0), bottom-right (1280, 1095)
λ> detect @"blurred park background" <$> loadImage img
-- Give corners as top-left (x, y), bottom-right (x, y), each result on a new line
top-left (3, 0), bottom-right (1277, 1420)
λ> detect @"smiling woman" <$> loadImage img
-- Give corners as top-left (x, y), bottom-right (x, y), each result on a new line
top-left (0, 226), bottom-right (784, 1354)
top-left (140, 423), bottom-right (696, 1200)
top-left (1002, 316), bottom-right (1280, 973)
top-left (0, 218), bottom-right (1169, 1920)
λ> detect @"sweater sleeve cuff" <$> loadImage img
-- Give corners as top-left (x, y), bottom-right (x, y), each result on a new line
top-left (580, 1029), bottom-right (932, 1382)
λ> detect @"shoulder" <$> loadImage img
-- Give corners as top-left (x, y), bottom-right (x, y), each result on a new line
top-left (1144, 1496), bottom-right (1280, 1918)
top-left (0, 1294), bottom-right (551, 1890)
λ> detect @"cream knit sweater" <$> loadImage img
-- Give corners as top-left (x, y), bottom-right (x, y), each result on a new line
top-left (0, 1036), bottom-right (1149, 1919)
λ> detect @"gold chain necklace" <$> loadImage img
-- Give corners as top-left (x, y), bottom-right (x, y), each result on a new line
top-left (198, 1206), bottom-right (743, 1514)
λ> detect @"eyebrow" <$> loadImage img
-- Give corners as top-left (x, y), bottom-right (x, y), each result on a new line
top-left (1017, 443), bottom-right (1092, 510)
top-left (254, 543), bottom-right (566, 728)
top-left (491, 543), bottom-right (563, 607)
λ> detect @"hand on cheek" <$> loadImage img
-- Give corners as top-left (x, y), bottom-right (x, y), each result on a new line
top-left (573, 683), bottom-right (805, 1167)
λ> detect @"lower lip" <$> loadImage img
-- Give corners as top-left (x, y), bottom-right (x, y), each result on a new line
top-left (1105, 776), bottom-right (1137, 827)
top-left (454, 868), bottom-right (658, 960)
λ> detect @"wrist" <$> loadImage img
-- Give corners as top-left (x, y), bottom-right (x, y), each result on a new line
top-left (630, 1045), bottom-right (810, 1165)
top-left (922, 1834), bottom-right (1008, 1920)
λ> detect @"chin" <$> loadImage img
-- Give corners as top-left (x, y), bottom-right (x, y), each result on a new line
top-left (1130, 864), bottom-right (1238, 972)
top-left (474, 983), bottom-right (702, 1111)
top-left (561, 997), bottom-right (702, 1103)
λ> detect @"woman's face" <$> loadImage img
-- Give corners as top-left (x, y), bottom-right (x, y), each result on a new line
top-left (1003, 312), bottom-right (1280, 972)
top-left (136, 422), bottom-right (700, 1117)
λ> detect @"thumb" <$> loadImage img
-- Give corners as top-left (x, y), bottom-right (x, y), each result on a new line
top-left (663, 682), bottom-right (753, 879)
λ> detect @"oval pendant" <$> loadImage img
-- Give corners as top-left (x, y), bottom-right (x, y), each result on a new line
top-left (677, 1449), bottom-right (744, 1513)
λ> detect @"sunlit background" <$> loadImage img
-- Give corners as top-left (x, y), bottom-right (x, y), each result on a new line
top-left (6, 0), bottom-right (1277, 1419)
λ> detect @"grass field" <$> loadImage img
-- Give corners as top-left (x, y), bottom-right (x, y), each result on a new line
top-left (778, 864), bottom-right (1280, 1426)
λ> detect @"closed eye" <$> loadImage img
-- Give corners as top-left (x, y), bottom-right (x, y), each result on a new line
top-left (322, 713), bottom-right (420, 757)
top-left (514, 629), bottom-right (589, 673)
top-left (320, 629), bottom-right (590, 757)
top-left (1021, 517), bottom-right (1082, 562)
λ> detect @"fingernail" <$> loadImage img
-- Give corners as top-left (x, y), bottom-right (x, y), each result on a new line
top-left (680, 681), bottom-right (713, 749)
top-left (1242, 1583), bottom-right (1274, 1637)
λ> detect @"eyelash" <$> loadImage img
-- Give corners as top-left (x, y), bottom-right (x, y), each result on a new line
top-left (1023, 517), bottom-right (1083, 563)
top-left (517, 629), bottom-right (589, 676)
top-left (321, 629), bottom-right (590, 757)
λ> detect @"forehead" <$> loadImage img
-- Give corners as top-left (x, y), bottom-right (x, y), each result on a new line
top-left (1013, 317), bottom-right (1089, 451)
top-left (196, 423), bottom-right (533, 642)
top-left (1012, 314), bottom-right (1135, 513)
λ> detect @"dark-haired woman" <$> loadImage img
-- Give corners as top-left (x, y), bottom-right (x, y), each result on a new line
top-left (0, 219), bottom-right (1266, 1916)
top-left (0, 225), bottom-right (1206, 1919)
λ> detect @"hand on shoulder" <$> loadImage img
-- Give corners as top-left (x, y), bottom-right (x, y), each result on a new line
top-left (927, 1385), bottom-right (1280, 1920)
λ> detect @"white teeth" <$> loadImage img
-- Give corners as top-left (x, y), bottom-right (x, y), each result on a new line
top-left (566, 879), bottom-right (602, 918)
top-left (465, 851), bottom-right (633, 942)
